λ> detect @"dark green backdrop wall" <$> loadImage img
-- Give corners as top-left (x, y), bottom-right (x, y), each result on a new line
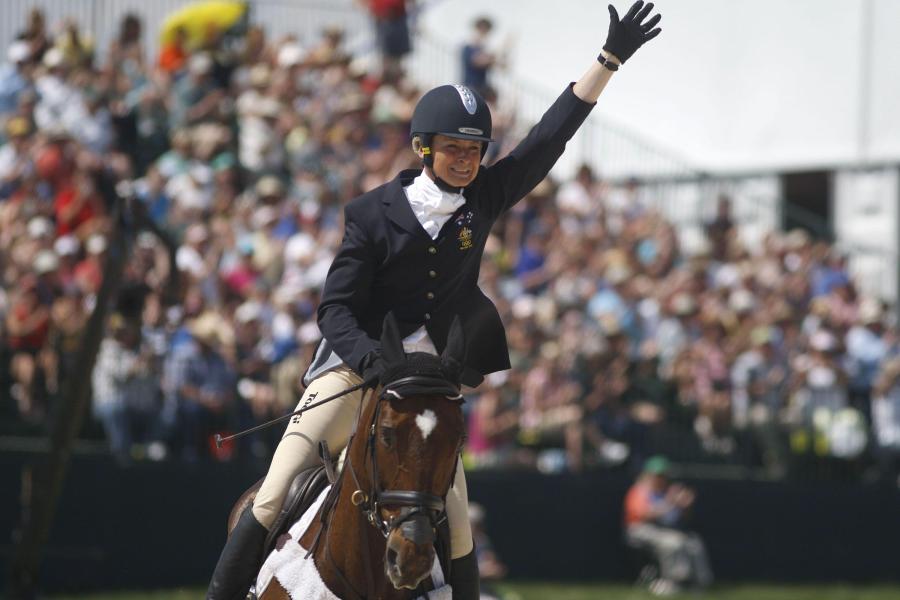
top-left (2, 452), bottom-right (899, 593)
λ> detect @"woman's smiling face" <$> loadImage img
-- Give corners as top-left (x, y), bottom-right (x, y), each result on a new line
top-left (426, 134), bottom-right (483, 188)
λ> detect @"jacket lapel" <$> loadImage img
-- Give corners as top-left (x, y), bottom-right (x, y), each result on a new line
top-left (384, 169), bottom-right (431, 239)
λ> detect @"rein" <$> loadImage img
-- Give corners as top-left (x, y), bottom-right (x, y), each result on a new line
top-left (313, 388), bottom-right (375, 600)
top-left (309, 375), bottom-right (463, 599)
top-left (347, 375), bottom-right (463, 538)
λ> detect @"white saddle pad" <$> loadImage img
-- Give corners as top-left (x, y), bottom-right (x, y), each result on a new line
top-left (255, 486), bottom-right (451, 599)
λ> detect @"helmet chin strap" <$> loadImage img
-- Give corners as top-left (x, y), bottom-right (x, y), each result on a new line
top-left (427, 168), bottom-right (464, 194)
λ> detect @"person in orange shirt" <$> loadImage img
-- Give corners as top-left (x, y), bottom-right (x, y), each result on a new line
top-left (158, 26), bottom-right (189, 74)
top-left (624, 456), bottom-right (713, 594)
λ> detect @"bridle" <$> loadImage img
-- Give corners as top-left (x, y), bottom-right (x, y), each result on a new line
top-left (347, 375), bottom-right (464, 538)
top-left (309, 371), bottom-right (465, 599)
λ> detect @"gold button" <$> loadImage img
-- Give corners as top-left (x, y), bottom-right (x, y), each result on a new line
top-left (428, 270), bottom-right (437, 278)
top-left (428, 246), bottom-right (437, 254)
top-left (426, 292), bottom-right (435, 300)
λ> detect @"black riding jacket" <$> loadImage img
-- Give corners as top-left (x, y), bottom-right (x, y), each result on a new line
top-left (313, 84), bottom-right (594, 386)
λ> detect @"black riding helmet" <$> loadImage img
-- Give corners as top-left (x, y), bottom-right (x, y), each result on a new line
top-left (410, 84), bottom-right (493, 171)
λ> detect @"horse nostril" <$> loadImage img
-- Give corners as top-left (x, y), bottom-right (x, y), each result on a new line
top-left (386, 547), bottom-right (404, 580)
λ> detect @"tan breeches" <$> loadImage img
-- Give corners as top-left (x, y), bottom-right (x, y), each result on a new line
top-left (251, 366), bottom-right (473, 558)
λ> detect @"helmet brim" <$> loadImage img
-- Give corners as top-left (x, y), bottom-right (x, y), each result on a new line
top-left (435, 131), bottom-right (494, 143)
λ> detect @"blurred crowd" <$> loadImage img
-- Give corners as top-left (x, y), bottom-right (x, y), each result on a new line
top-left (469, 188), bottom-right (900, 482)
top-left (0, 6), bottom-right (434, 463)
top-left (1, 8), bottom-right (899, 483)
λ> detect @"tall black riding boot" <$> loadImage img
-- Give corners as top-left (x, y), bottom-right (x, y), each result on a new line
top-left (207, 507), bottom-right (268, 600)
top-left (450, 549), bottom-right (480, 600)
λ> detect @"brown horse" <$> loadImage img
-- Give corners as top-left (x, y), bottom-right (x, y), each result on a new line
top-left (253, 315), bottom-right (467, 599)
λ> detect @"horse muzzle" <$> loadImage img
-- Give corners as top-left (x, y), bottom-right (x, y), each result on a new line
top-left (385, 514), bottom-right (436, 589)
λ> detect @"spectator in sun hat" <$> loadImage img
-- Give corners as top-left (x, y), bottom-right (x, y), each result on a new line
top-left (557, 163), bottom-right (602, 227)
top-left (34, 46), bottom-right (85, 135)
top-left (52, 234), bottom-right (80, 290)
top-left (27, 215), bottom-right (53, 242)
top-left (236, 62), bottom-right (270, 106)
top-left (71, 87), bottom-right (113, 154)
top-left (730, 327), bottom-right (791, 469)
top-left (587, 256), bottom-right (636, 339)
top-left (222, 235), bottom-right (260, 298)
top-left (254, 174), bottom-right (285, 203)
top-left (811, 248), bottom-right (850, 298)
top-left (156, 128), bottom-right (193, 179)
top-left (34, 245), bottom-right (59, 278)
top-left (92, 313), bottom-right (161, 464)
top-left (33, 248), bottom-right (59, 289)
top-left (845, 298), bottom-right (889, 409)
top-left (788, 328), bottom-right (849, 426)
top-left (238, 94), bottom-right (284, 175)
top-left (54, 18), bottom-right (95, 69)
top-left (369, 65), bottom-right (415, 124)
top-left (276, 40), bottom-right (305, 70)
top-left (72, 233), bottom-right (106, 295)
top-left (164, 311), bottom-right (236, 461)
top-left (0, 117), bottom-right (33, 195)
top-left (0, 40), bottom-right (33, 116)
top-left (309, 24), bottom-right (349, 67)
top-left (166, 165), bottom-right (212, 216)
top-left (169, 52), bottom-right (222, 129)
top-left (233, 299), bottom-right (278, 440)
top-left (801, 295), bottom-right (832, 338)
top-left (249, 203), bottom-right (281, 262)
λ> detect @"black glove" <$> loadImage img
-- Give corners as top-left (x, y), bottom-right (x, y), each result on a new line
top-left (603, 1), bottom-right (662, 64)
top-left (362, 352), bottom-right (387, 387)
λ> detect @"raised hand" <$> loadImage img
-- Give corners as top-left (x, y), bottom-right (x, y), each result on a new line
top-left (603, 1), bottom-right (662, 63)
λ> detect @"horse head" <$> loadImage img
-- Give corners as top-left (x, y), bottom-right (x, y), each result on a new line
top-left (358, 313), bottom-right (467, 590)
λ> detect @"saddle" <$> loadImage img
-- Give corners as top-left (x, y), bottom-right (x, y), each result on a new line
top-left (262, 441), bottom-right (338, 558)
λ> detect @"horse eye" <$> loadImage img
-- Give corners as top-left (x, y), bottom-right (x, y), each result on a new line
top-left (379, 426), bottom-right (396, 447)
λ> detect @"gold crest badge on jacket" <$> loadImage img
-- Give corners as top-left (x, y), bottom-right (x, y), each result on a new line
top-left (457, 227), bottom-right (473, 250)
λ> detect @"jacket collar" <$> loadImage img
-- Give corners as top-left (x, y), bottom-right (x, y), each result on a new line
top-left (384, 169), bottom-right (434, 238)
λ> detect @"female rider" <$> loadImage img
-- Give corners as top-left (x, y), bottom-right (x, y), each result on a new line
top-left (208, 3), bottom-right (662, 598)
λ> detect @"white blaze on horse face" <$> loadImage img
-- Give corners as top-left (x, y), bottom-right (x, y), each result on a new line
top-left (415, 409), bottom-right (438, 441)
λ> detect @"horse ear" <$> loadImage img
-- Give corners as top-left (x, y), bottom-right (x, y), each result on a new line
top-left (381, 312), bottom-right (405, 363)
top-left (441, 315), bottom-right (466, 367)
